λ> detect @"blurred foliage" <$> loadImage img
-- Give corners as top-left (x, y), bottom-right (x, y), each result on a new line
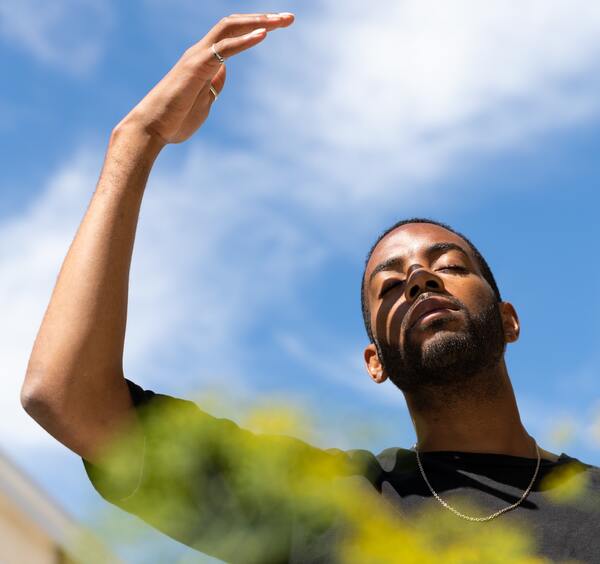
top-left (540, 462), bottom-right (588, 504)
top-left (72, 396), bottom-right (599, 563)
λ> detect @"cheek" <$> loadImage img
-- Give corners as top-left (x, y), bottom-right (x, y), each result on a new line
top-left (449, 277), bottom-right (494, 312)
top-left (371, 297), bottom-right (410, 345)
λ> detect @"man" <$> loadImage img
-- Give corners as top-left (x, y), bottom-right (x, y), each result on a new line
top-left (21, 12), bottom-right (599, 564)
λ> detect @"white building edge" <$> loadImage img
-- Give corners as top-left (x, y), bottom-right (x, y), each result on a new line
top-left (0, 449), bottom-right (119, 564)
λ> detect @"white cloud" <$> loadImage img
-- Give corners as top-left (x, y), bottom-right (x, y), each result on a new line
top-left (0, 0), bottom-right (113, 73)
top-left (246, 0), bottom-right (600, 213)
top-left (126, 142), bottom-right (326, 392)
top-left (135, 1), bottom-right (600, 240)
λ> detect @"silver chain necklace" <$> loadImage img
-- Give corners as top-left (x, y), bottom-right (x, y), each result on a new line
top-left (413, 440), bottom-right (541, 522)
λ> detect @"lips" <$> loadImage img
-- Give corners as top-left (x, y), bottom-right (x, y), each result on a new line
top-left (407, 295), bottom-right (460, 330)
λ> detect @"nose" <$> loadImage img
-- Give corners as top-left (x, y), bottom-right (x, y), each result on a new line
top-left (404, 264), bottom-right (445, 303)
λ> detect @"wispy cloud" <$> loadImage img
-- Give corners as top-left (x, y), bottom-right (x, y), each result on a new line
top-left (246, 0), bottom-right (600, 213)
top-left (135, 1), bottom-right (600, 239)
top-left (518, 394), bottom-right (600, 458)
top-left (274, 331), bottom-right (404, 407)
top-left (0, 0), bottom-right (113, 73)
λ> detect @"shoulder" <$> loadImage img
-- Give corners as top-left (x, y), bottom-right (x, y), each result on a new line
top-left (559, 452), bottom-right (600, 470)
top-left (554, 452), bottom-right (600, 488)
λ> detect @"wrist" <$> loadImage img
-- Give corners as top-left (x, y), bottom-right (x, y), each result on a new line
top-left (109, 120), bottom-right (165, 163)
top-left (98, 122), bottom-right (164, 198)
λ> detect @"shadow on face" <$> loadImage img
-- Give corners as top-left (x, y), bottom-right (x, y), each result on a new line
top-left (363, 222), bottom-right (519, 387)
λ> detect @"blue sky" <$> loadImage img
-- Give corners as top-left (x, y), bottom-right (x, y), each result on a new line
top-left (2, 1), bottom-right (600, 561)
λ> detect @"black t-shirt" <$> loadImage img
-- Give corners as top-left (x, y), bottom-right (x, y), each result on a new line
top-left (83, 380), bottom-right (600, 563)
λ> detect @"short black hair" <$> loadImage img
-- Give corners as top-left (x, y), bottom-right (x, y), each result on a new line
top-left (361, 218), bottom-right (502, 343)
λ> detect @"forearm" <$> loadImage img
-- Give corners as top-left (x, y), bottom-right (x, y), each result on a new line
top-left (22, 125), bottom-right (162, 414)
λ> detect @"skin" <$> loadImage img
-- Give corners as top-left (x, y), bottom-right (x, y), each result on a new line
top-left (21, 13), bottom-right (295, 465)
top-left (363, 223), bottom-right (559, 462)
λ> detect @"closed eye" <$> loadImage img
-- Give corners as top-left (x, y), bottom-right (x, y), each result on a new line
top-left (379, 279), bottom-right (405, 298)
top-left (437, 265), bottom-right (468, 273)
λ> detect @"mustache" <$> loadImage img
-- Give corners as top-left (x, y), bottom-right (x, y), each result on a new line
top-left (402, 292), bottom-right (466, 336)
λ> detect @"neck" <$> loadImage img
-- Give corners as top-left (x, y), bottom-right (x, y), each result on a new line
top-left (405, 360), bottom-right (536, 458)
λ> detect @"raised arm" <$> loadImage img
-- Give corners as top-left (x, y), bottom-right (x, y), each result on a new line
top-left (21, 13), bottom-right (295, 464)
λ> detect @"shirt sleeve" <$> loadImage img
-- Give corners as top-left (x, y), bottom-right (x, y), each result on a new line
top-left (82, 379), bottom-right (377, 564)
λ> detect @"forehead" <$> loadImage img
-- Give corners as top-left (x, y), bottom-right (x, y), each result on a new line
top-left (366, 223), bottom-right (474, 280)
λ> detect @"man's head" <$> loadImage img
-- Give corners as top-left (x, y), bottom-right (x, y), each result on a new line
top-left (361, 219), bottom-right (520, 398)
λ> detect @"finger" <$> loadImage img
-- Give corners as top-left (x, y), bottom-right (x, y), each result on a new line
top-left (207, 13), bottom-right (294, 42)
top-left (192, 67), bottom-right (224, 116)
top-left (229, 12), bottom-right (295, 24)
top-left (211, 27), bottom-right (268, 60)
top-left (228, 13), bottom-right (278, 17)
top-left (195, 82), bottom-right (214, 110)
top-left (214, 14), bottom-right (293, 39)
top-left (210, 64), bottom-right (226, 96)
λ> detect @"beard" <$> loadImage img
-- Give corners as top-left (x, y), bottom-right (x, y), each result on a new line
top-left (375, 299), bottom-right (505, 402)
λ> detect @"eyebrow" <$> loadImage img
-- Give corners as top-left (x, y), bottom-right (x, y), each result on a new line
top-left (368, 242), bottom-right (471, 285)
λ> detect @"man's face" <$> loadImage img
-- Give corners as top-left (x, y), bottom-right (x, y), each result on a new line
top-left (363, 223), bottom-right (513, 394)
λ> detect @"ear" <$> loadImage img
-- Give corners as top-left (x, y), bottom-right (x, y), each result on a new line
top-left (499, 301), bottom-right (520, 343)
top-left (364, 343), bottom-right (388, 384)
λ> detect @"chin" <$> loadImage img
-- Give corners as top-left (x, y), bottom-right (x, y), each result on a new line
top-left (420, 327), bottom-right (460, 346)
top-left (408, 319), bottom-right (464, 346)
top-left (419, 329), bottom-right (474, 367)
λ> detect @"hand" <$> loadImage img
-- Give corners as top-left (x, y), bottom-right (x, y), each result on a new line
top-left (116, 13), bottom-right (295, 146)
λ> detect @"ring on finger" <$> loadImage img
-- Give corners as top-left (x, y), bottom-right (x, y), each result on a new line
top-left (209, 85), bottom-right (218, 101)
top-left (211, 44), bottom-right (225, 64)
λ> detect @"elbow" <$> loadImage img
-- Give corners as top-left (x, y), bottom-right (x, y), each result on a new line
top-left (20, 375), bottom-right (85, 457)
top-left (21, 374), bottom-right (68, 442)
top-left (20, 372), bottom-right (54, 421)
top-left (21, 380), bottom-right (42, 418)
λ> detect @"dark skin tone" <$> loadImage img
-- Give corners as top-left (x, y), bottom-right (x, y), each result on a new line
top-left (363, 223), bottom-right (559, 462)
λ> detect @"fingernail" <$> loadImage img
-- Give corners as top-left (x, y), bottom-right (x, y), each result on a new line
top-left (278, 12), bottom-right (294, 16)
top-left (250, 27), bottom-right (266, 36)
top-left (266, 14), bottom-right (282, 19)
